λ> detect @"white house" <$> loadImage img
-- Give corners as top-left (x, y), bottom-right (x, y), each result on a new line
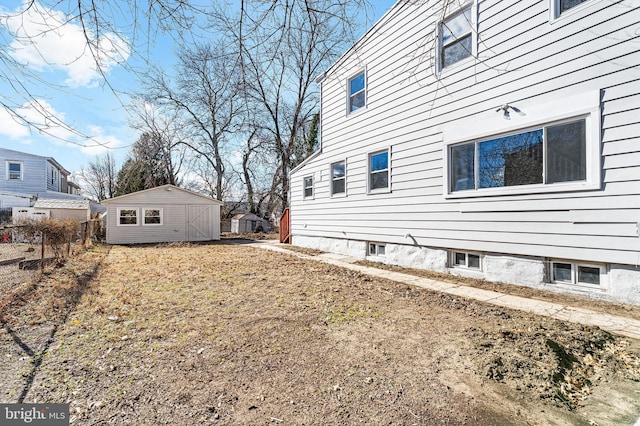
top-left (289, 1), bottom-right (640, 304)
top-left (102, 185), bottom-right (223, 244)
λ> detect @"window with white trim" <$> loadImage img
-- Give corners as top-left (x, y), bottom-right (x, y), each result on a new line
top-left (303, 176), bottom-right (313, 199)
top-left (551, 261), bottom-right (605, 287)
top-left (348, 71), bottom-right (366, 113)
top-left (438, 4), bottom-right (473, 71)
top-left (118, 208), bottom-right (138, 226)
top-left (7, 161), bottom-right (22, 180)
top-left (143, 208), bottom-right (162, 225)
top-left (449, 117), bottom-right (588, 194)
top-left (368, 242), bottom-right (386, 257)
top-left (331, 161), bottom-right (346, 196)
top-left (551, 0), bottom-right (590, 19)
top-left (450, 251), bottom-right (481, 270)
top-left (368, 149), bottom-right (389, 192)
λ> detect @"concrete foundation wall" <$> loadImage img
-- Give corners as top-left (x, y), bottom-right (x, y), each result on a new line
top-left (292, 235), bottom-right (640, 306)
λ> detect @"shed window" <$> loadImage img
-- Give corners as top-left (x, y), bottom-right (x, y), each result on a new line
top-left (118, 208), bottom-right (138, 226)
top-left (143, 208), bottom-right (162, 225)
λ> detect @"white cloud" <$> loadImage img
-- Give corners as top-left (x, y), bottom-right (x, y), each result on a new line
top-left (0, 100), bottom-right (76, 142)
top-left (80, 125), bottom-right (124, 156)
top-left (3, 1), bottom-right (130, 88)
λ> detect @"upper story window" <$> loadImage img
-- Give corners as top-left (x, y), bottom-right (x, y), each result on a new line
top-left (368, 149), bottom-right (389, 192)
top-left (439, 5), bottom-right (473, 70)
top-left (331, 161), bottom-right (346, 196)
top-left (348, 71), bottom-right (366, 113)
top-left (7, 161), bottom-right (22, 180)
top-left (303, 176), bottom-right (314, 199)
top-left (450, 117), bottom-right (588, 193)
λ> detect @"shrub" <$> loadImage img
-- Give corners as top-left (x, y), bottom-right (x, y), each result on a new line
top-left (14, 218), bottom-right (79, 261)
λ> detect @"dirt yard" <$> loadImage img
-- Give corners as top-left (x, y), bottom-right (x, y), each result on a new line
top-left (1, 242), bottom-right (640, 425)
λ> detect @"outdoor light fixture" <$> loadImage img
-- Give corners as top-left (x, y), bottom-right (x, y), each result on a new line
top-left (496, 103), bottom-right (523, 120)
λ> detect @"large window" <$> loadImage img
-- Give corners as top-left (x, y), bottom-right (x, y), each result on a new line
top-left (331, 161), bottom-right (346, 195)
top-left (348, 71), bottom-right (366, 113)
top-left (450, 117), bottom-right (586, 193)
top-left (143, 208), bottom-right (162, 225)
top-left (368, 150), bottom-right (389, 192)
top-left (118, 208), bottom-right (138, 226)
top-left (7, 161), bottom-right (22, 180)
top-left (439, 5), bottom-right (473, 70)
top-left (303, 176), bottom-right (313, 199)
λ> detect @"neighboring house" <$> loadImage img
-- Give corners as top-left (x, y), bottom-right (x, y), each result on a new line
top-left (102, 184), bottom-right (223, 244)
top-left (0, 147), bottom-right (85, 208)
top-left (231, 213), bottom-right (269, 233)
top-left (289, 1), bottom-right (640, 304)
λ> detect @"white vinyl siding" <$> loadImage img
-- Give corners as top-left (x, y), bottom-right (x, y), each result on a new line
top-left (289, 1), bottom-right (640, 267)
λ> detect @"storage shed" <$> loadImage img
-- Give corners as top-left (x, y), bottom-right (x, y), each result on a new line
top-left (231, 213), bottom-right (269, 233)
top-left (102, 185), bottom-right (223, 244)
top-left (33, 198), bottom-right (91, 222)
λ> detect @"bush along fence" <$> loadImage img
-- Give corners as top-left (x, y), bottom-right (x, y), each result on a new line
top-left (0, 218), bottom-right (102, 272)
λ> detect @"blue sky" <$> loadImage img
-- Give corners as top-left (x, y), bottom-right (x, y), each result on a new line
top-left (0, 0), bottom-right (396, 179)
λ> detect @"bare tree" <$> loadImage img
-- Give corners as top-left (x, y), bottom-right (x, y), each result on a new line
top-left (75, 152), bottom-right (118, 201)
top-left (128, 100), bottom-right (188, 186)
top-left (0, 0), bottom-right (199, 141)
top-left (213, 0), bottom-right (372, 215)
top-left (144, 42), bottom-right (243, 201)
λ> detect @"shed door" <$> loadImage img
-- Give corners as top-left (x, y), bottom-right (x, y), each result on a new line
top-left (188, 205), bottom-right (213, 241)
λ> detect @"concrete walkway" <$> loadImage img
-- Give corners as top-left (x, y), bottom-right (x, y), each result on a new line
top-left (241, 240), bottom-right (640, 340)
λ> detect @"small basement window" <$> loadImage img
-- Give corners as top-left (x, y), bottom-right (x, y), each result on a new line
top-left (368, 242), bottom-right (386, 257)
top-left (550, 261), bottom-right (605, 287)
top-left (451, 251), bottom-right (481, 270)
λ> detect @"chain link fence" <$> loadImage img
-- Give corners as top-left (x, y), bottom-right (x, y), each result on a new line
top-left (0, 220), bottom-right (102, 313)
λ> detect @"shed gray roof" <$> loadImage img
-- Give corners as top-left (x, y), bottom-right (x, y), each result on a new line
top-left (102, 184), bottom-right (224, 205)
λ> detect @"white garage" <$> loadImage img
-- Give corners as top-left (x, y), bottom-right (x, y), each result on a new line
top-left (102, 185), bottom-right (223, 244)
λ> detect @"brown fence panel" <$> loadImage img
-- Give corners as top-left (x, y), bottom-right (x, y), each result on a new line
top-left (279, 208), bottom-right (290, 244)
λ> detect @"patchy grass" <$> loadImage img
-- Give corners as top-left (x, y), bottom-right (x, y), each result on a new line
top-left (1, 243), bottom-right (638, 425)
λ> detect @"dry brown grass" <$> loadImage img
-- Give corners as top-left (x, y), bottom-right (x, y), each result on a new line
top-left (1, 243), bottom-right (638, 425)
